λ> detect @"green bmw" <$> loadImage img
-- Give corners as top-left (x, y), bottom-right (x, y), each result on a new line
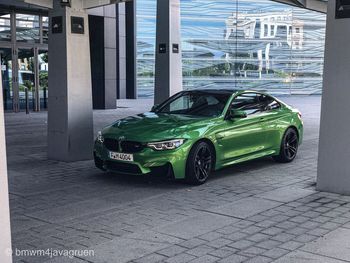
top-left (94, 90), bottom-right (303, 185)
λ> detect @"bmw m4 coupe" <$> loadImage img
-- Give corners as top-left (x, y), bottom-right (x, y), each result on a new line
top-left (94, 90), bottom-right (303, 184)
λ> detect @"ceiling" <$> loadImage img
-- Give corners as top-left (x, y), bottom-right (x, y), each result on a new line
top-left (272, 0), bottom-right (327, 13)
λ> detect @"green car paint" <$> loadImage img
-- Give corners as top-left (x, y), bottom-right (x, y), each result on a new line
top-left (93, 90), bottom-right (303, 180)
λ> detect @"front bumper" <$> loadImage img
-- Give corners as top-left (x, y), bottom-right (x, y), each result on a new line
top-left (93, 140), bottom-right (192, 179)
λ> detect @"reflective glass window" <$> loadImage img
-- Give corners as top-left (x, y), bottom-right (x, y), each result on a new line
top-left (16, 13), bottom-right (40, 43)
top-left (0, 11), bottom-right (11, 41)
top-left (136, 0), bottom-right (326, 98)
top-left (42, 16), bottom-right (49, 44)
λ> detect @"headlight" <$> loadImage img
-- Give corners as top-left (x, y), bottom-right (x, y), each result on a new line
top-left (147, 139), bottom-right (185, 151)
top-left (96, 131), bottom-right (104, 143)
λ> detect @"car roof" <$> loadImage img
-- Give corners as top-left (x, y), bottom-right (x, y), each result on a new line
top-left (183, 89), bottom-right (270, 96)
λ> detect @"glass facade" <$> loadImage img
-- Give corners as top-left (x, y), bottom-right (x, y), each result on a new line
top-left (137, 0), bottom-right (326, 98)
top-left (0, 10), bottom-right (48, 111)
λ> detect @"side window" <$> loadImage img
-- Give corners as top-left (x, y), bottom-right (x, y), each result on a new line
top-left (231, 93), bottom-right (262, 116)
top-left (231, 93), bottom-right (280, 116)
top-left (259, 95), bottom-right (281, 111)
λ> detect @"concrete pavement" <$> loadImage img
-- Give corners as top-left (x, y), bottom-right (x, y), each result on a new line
top-left (6, 96), bottom-right (350, 263)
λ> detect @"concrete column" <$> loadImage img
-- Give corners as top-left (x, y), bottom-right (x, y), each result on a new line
top-left (104, 4), bottom-right (118, 108)
top-left (154, 0), bottom-right (182, 105)
top-left (317, 0), bottom-right (350, 194)
top-left (88, 4), bottom-right (118, 109)
top-left (0, 56), bottom-right (13, 263)
top-left (125, 0), bottom-right (137, 99)
top-left (117, 3), bottom-right (127, 99)
top-left (48, 0), bottom-right (94, 161)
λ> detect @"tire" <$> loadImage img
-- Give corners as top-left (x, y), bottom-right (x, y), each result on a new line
top-left (273, 127), bottom-right (299, 163)
top-left (185, 141), bottom-right (214, 185)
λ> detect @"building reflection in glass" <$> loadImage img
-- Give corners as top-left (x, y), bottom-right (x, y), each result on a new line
top-left (137, 0), bottom-right (326, 98)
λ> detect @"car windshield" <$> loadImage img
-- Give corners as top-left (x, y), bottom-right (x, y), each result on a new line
top-left (156, 91), bottom-right (231, 117)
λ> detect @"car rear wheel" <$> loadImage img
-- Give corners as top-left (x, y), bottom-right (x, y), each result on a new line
top-left (186, 141), bottom-right (213, 185)
top-left (273, 127), bottom-right (299, 163)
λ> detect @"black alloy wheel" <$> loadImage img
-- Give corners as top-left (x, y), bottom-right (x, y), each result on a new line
top-left (186, 142), bottom-right (213, 185)
top-left (273, 128), bottom-right (299, 163)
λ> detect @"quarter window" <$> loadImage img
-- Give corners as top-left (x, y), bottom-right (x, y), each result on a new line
top-left (231, 93), bottom-right (280, 116)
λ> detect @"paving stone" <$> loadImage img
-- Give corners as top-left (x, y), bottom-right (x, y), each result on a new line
top-left (199, 232), bottom-right (224, 242)
top-left (272, 251), bottom-right (346, 263)
top-left (157, 245), bottom-right (187, 257)
top-left (256, 187), bottom-right (315, 203)
top-left (134, 253), bottom-right (167, 263)
top-left (245, 256), bottom-right (273, 263)
top-left (247, 233), bottom-right (270, 242)
top-left (241, 246), bottom-right (267, 256)
top-left (81, 237), bottom-right (168, 263)
top-left (207, 238), bottom-right (232, 249)
top-left (155, 212), bottom-right (239, 239)
top-left (179, 238), bottom-right (207, 249)
top-left (126, 230), bottom-right (183, 245)
top-left (278, 241), bottom-right (304, 251)
top-left (165, 253), bottom-right (196, 263)
top-left (240, 226), bottom-right (262, 235)
top-left (228, 239), bottom-right (255, 250)
top-left (302, 227), bottom-right (350, 261)
top-left (271, 233), bottom-right (295, 243)
top-left (205, 198), bottom-right (281, 219)
top-left (189, 255), bottom-right (219, 263)
top-left (209, 247), bottom-right (237, 258)
top-left (256, 240), bottom-right (282, 250)
top-left (263, 247), bottom-right (289, 259)
top-left (186, 245), bottom-right (214, 257)
top-left (293, 234), bottom-right (318, 243)
top-left (261, 227), bottom-right (284, 236)
top-left (218, 254), bottom-right (247, 263)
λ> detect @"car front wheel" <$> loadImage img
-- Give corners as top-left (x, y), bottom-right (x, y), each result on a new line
top-left (186, 141), bottom-right (213, 185)
top-left (273, 127), bottom-right (299, 163)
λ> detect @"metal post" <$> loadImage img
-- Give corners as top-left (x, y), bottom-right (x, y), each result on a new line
top-left (11, 12), bottom-right (19, 113)
top-left (43, 87), bottom-right (47, 109)
top-left (34, 47), bottom-right (40, 112)
top-left (25, 87), bottom-right (29, 114)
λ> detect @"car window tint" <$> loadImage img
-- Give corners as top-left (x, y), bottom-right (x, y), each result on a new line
top-left (159, 92), bottom-right (230, 117)
top-left (231, 93), bottom-right (263, 115)
top-left (259, 95), bottom-right (281, 111)
top-left (232, 93), bottom-right (280, 116)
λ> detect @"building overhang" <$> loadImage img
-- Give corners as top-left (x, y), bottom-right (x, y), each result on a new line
top-left (13, 0), bottom-right (132, 10)
top-left (272, 0), bottom-right (327, 13)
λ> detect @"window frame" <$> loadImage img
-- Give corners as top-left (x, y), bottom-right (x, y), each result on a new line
top-left (225, 92), bottom-right (281, 119)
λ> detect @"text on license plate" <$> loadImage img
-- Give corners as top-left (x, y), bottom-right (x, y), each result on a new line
top-left (109, 152), bottom-right (134, 162)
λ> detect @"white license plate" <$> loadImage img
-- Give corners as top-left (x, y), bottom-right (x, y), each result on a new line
top-left (109, 152), bottom-right (134, 162)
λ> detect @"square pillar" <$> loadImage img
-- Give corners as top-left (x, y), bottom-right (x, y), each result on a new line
top-left (317, 1), bottom-right (350, 194)
top-left (88, 4), bottom-right (118, 109)
top-left (125, 0), bottom-right (137, 99)
top-left (154, 0), bottom-right (183, 105)
top-left (0, 56), bottom-right (12, 263)
top-left (48, 0), bottom-right (94, 161)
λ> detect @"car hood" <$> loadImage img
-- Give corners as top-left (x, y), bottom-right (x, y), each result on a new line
top-left (102, 112), bottom-right (214, 142)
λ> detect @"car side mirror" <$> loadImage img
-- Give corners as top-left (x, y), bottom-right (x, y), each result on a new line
top-left (228, 109), bottom-right (247, 119)
top-left (151, 104), bottom-right (159, 112)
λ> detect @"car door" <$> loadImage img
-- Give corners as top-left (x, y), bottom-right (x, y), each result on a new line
top-left (215, 93), bottom-right (270, 163)
top-left (258, 95), bottom-right (285, 150)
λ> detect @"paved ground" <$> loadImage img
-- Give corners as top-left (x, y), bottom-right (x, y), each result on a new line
top-left (5, 96), bottom-right (350, 263)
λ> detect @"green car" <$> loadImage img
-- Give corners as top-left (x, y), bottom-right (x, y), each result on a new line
top-left (94, 90), bottom-right (303, 184)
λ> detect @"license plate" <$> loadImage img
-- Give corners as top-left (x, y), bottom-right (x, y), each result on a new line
top-left (109, 152), bottom-right (134, 162)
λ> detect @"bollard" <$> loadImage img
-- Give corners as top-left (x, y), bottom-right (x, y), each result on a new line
top-left (25, 88), bottom-right (29, 114)
top-left (43, 87), bottom-right (47, 109)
